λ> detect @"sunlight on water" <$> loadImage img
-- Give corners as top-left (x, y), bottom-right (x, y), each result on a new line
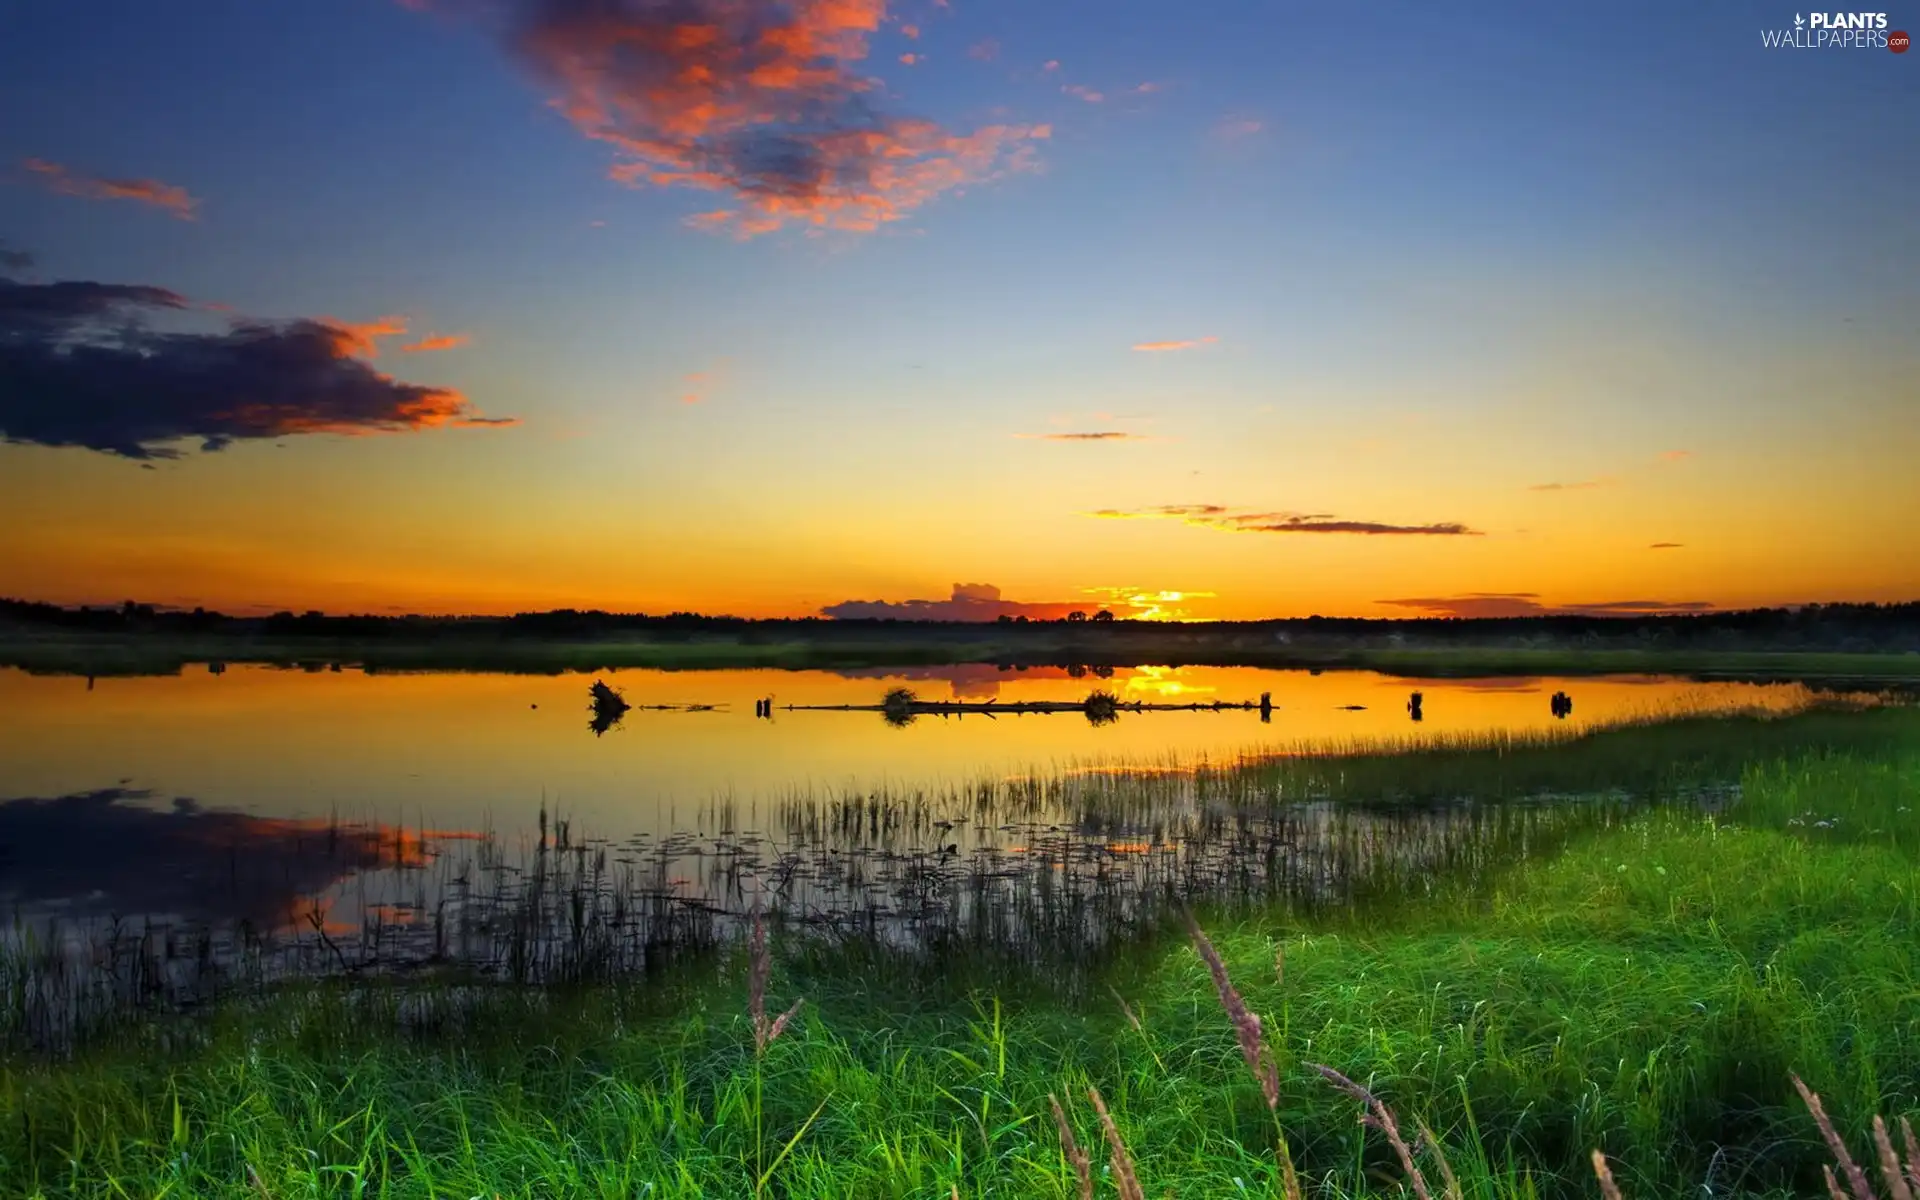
top-left (0, 663), bottom-right (1832, 838)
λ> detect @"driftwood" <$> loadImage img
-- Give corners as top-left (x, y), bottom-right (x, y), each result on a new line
top-left (783, 697), bottom-right (1276, 716)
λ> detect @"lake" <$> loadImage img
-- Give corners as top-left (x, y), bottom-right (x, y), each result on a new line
top-left (0, 662), bottom-right (1826, 840)
top-left (0, 660), bottom-right (1869, 1046)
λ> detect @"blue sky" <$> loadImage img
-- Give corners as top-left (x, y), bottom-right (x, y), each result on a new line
top-left (1, 0), bottom-right (1914, 617)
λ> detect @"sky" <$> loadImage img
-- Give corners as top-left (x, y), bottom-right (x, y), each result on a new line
top-left (0, 0), bottom-right (1914, 621)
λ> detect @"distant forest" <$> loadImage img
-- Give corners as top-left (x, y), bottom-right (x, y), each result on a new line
top-left (4, 598), bottom-right (1918, 654)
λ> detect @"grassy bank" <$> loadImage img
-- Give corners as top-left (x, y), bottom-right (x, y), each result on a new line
top-left (4, 714), bottom-right (1918, 1196)
top-left (6, 626), bottom-right (1920, 682)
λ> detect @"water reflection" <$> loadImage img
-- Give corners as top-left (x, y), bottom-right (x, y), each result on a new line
top-left (588, 679), bottom-right (630, 736)
top-left (0, 665), bottom-right (1855, 849)
top-left (0, 785), bottom-right (482, 949)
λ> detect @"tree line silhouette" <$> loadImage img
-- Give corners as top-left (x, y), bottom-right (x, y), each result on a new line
top-left (3, 597), bottom-right (1918, 654)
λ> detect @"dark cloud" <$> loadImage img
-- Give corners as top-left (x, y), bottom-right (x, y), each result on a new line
top-left (0, 276), bottom-right (187, 331)
top-left (1570, 599), bottom-right (1715, 613)
top-left (822, 581), bottom-right (1134, 622)
top-left (1376, 593), bottom-right (1549, 619)
top-left (1092, 504), bottom-right (1481, 536)
top-left (0, 241), bottom-right (31, 272)
top-left (416, 0), bottom-right (1048, 237)
top-left (1236, 517), bottom-right (1479, 535)
top-left (0, 272), bottom-right (516, 459)
top-left (1379, 594), bottom-right (1715, 619)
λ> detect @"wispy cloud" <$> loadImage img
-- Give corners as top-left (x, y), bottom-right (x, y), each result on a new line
top-left (21, 158), bottom-right (200, 220)
top-left (1015, 430), bottom-right (1158, 442)
top-left (898, 52), bottom-right (920, 65)
top-left (1649, 542), bottom-right (1684, 549)
top-left (1379, 593), bottom-right (1714, 618)
top-left (899, 22), bottom-right (919, 38)
top-left (0, 272), bottom-right (514, 460)
top-left (1131, 335), bottom-right (1218, 352)
top-left (1213, 116), bottom-right (1264, 140)
top-left (1658, 449), bottom-right (1693, 462)
top-left (1062, 83), bottom-right (1105, 103)
top-left (679, 364), bottom-right (727, 405)
top-left (968, 38), bottom-right (999, 60)
top-left (1572, 599), bottom-right (1714, 611)
top-left (419, 0), bottom-right (1049, 238)
top-left (1091, 504), bottom-right (1481, 536)
top-left (1527, 477), bottom-right (1615, 492)
top-left (1042, 58), bottom-right (1060, 71)
top-left (400, 332), bottom-right (472, 353)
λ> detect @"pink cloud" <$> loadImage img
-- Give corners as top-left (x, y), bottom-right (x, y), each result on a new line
top-left (1014, 430), bottom-right (1158, 442)
top-left (400, 332), bottom-right (472, 353)
top-left (21, 158), bottom-right (200, 220)
top-left (321, 315), bottom-right (409, 359)
top-left (1131, 335), bottom-right (1218, 352)
top-left (431, 0), bottom-right (1049, 238)
top-left (823, 582), bottom-right (1147, 622)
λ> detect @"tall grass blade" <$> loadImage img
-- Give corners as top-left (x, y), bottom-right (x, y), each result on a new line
top-left (1087, 1087), bottom-right (1145, 1200)
top-left (1050, 1093), bottom-right (1094, 1200)
top-left (1794, 1072), bottom-right (1876, 1200)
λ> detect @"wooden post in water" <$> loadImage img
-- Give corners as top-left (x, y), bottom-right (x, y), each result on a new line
top-left (1259, 691), bottom-right (1273, 722)
top-left (1407, 691), bottom-right (1424, 722)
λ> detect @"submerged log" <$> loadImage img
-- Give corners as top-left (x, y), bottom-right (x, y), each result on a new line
top-left (783, 692), bottom-right (1278, 717)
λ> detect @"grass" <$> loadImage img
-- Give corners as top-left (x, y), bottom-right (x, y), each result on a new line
top-left (2, 708), bottom-right (1919, 1196)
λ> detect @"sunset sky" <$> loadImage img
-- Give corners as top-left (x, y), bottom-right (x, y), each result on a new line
top-left (1, 0), bottom-right (1914, 621)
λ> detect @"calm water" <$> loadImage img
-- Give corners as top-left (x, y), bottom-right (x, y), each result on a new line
top-left (0, 662), bottom-right (1815, 838)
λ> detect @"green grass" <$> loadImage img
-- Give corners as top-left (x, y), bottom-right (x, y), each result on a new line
top-left (4, 712), bottom-right (1919, 1197)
